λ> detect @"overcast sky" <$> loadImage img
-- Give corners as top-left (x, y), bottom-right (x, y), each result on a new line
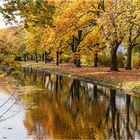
top-left (0, 14), bottom-right (9, 29)
top-left (0, 1), bottom-right (8, 29)
top-left (0, 0), bottom-right (15, 29)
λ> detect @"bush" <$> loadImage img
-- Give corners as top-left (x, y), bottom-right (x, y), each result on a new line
top-left (98, 54), bottom-right (110, 67)
top-left (98, 53), bottom-right (125, 68)
top-left (14, 56), bottom-right (22, 61)
top-left (132, 55), bottom-right (140, 69)
top-left (11, 70), bottom-right (21, 77)
top-left (1, 56), bottom-right (20, 72)
top-left (62, 55), bottom-right (74, 63)
top-left (117, 53), bottom-right (126, 68)
top-left (81, 55), bottom-right (93, 66)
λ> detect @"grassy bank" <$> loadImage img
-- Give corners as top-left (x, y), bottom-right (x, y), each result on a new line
top-left (21, 62), bottom-right (140, 94)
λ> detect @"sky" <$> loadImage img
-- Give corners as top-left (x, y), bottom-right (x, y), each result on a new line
top-left (0, 1), bottom-right (9, 29)
top-left (0, 14), bottom-right (10, 29)
top-left (0, 0), bottom-right (16, 29)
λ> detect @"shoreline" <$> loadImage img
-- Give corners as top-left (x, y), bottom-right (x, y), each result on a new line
top-left (21, 62), bottom-right (140, 95)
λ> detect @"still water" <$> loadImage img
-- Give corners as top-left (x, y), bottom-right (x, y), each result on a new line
top-left (0, 69), bottom-right (140, 139)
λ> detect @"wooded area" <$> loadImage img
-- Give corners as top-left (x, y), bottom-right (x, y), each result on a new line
top-left (1, 1), bottom-right (140, 139)
top-left (0, 0), bottom-right (140, 71)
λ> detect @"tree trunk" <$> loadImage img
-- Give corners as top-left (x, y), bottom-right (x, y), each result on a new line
top-left (72, 36), bottom-right (77, 66)
top-left (76, 55), bottom-right (81, 67)
top-left (94, 53), bottom-right (98, 67)
top-left (35, 53), bottom-right (38, 63)
top-left (60, 51), bottom-right (62, 64)
top-left (111, 47), bottom-right (118, 71)
top-left (74, 56), bottom-right (76, 65)
top-left (126, 46), bottom-right (133, 70)
top-left (42, 53), bottom-right (44, 62)
top-left (75, 30), bottom-right (82, 67)
top-left (44, 52), bottom-right (47, 63)
top-left (56, 51), bottom-right (59, 65)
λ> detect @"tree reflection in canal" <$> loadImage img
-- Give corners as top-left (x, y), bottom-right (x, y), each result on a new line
top-left (18, 69), bottom-right (140, 139)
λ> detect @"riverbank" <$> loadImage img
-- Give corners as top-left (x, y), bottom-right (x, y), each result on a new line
top-left (21, 62), bottom-right (140, 94)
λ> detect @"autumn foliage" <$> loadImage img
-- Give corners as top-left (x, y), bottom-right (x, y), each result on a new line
top-left (0, 0), bottom-right (140, 71)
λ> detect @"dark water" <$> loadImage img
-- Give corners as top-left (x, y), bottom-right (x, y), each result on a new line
top-left (1, 69), bottom-right (140, 139)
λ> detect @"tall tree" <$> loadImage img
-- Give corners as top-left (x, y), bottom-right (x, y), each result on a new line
top-left (99, 0), bottom-right (128, 71)
top-left (123, 0), bottom-right (140, 70)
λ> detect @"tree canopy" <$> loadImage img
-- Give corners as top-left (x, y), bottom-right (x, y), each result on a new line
top-left (0, 0), bottom-right (140, 70)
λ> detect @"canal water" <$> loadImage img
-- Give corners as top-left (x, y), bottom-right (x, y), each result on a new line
top-left (0, 70), bottom-right (140, 139)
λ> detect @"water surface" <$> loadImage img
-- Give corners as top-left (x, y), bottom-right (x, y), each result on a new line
top-left (0, 70), bottom-right (140, 139)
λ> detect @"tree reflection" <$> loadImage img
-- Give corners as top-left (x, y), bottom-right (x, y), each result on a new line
top-left (93, 85), bottom-right (97, 98)
top-left (55, 75), bottom-right (59, 94)
top-left (70, 79), bottom-right (80, 100)
top-left (110, 89), bottom-right (117, 139)
top-left (126, 94), bottom-right (133, 139)
top-left (16, 71), bottom-right (140, 139)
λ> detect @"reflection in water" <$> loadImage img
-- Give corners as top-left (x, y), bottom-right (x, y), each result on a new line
top-left (126, 94), bottom-right (132, 139)
top-left (12, 70), bottom-right (140, 139)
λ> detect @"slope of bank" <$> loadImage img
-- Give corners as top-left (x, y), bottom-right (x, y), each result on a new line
top-left (21, 62), bottom-right (140, 95)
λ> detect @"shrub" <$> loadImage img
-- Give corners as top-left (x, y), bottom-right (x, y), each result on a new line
top-left (132, 55), bottom-right (140, 69)
top-left (11, 70), bottom-right (21, 77)
top-left (1, 56), bottom-right (20, 72)
top-left (14, 56), bottom-right (22, 61)
top-left (98, 53), bottom-right (125, 68)
top-left (117, 53), bottom-right (126, 68)
top-left (81, 55), bottom-right (93, 66)
top-left (98, 54), bottom-right (110, 67)
top-left (62, 55), bottom-right (74, 63)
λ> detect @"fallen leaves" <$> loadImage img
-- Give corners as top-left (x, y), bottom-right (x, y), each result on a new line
top-left (22, 62), bottom-right (140, 83)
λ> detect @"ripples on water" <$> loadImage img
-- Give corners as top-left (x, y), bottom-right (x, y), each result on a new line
top-left (0, 69), bottom-right (140, 139)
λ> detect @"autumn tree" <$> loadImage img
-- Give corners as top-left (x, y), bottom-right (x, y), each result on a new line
top-left (0, 0), bottom-right (55, 62)
top-left (98, 0), bottom-right (129, 71)
top-left (123, 0), bottom-right (140, 70)
top-left (51, 0), bottom-right (105, 67)
top-left (0, 26), bottom-right (24, 55)
top-left (1, 0), bottom-right (140, 71)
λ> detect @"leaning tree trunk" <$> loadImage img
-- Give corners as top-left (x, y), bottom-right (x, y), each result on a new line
top-left (111, 46), bottom-right (118, 71)
top-left (126, 46), bottom-right (133, 70)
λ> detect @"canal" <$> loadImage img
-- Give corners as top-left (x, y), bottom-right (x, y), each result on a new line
top-left (0, 69), bottom-right (140, 139)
